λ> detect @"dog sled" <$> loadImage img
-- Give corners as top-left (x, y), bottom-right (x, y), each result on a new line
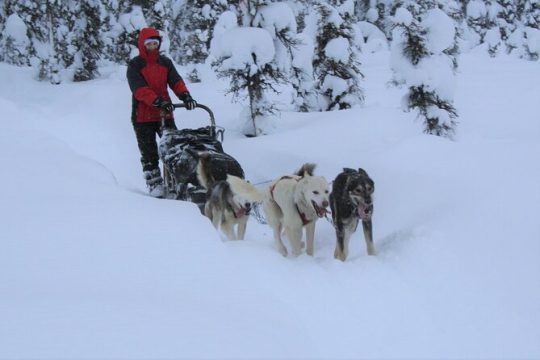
top-left (158, 103), bottom-right (244, 211)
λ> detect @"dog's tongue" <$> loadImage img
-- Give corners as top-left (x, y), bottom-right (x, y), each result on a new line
top-left (316, 204), bottom-right (328, 217)
top-left (236, 208), bottom-right (246, 217)
top-left (357, 204), bottom-right (369, 220)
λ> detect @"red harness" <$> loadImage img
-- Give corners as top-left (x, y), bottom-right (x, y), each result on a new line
top-left (270, 176), bottom-right (312, 226)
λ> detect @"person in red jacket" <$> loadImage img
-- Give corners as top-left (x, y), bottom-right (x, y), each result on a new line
top-left (127, 27), bottom-right (197, 198)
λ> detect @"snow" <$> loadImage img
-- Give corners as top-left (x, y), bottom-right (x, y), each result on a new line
top-left (321, 73), bottom-right (348, 96)
top-left (466, 0), bottom-right (487, 19)
top-left (212, 10), bottom-right (238, 38)
top-left (366, 8), bottom-right (379, 23)
top-left (118, 5), bottom-right (146, 33)
top-left (253, 2), bottom-right (297, 35)
top-left (4, 13), bottom-right (29, 44)
top-left (393, 7), bottom-right (413, 26)
top-left (414, 55), bottom-right (456, 100)
top-left (1, 49), bottom-right (540, 359)
top-left (324, 36), bottom-right (350, 63)
top-left (422, 8), bottom-right (456, 54)
top-left (211, 27), bottom-right (275, 73)
top-left (252, 3), bottom-right (298, 73)
top-left (525, 27), bottom-right (540, 54)
top-left (337, 0), bottom-right (355, 17)
top-left (356, 21), bottom-right (388, 53)
top-left (486, 27), bottom-right (501, 45)
top-left (291, 32), bottom-right (314, 71)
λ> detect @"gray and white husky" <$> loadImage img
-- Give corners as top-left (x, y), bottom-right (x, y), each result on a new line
top-left (263, 163), bottom-right (329, 257)
top-left (197, 153), bottom-right (263, 240)
top-left (329, 168), bottom-right (375, 261)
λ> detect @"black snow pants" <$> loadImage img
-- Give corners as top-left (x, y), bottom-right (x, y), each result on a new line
top-left (132, 119), bottom-right (176, 173)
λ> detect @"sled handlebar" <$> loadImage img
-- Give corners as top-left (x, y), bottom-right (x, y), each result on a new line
top-left (173, 103), bottom-right (215, 127)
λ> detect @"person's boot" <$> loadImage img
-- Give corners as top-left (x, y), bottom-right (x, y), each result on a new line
top-left (144, 169), bottom-right (165, 198)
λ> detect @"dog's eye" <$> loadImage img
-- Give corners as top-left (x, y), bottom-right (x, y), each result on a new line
top-left (313, 190), bottom-right (319, 195)
top-left (325, 190), bottom-right (329, 194)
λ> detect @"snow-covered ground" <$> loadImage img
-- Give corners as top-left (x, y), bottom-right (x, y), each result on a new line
top-left (1, 51), bottom-right (539, 359)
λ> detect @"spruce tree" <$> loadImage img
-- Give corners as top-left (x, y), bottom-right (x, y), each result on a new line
top-left (313, 0), bottom-right (364, 111)
top-left (73, 0), bottom-right (102, 82)
top-left (496, 0), bottom-right (518, 44)
top-left (8, 0), bottom-right (63, 83)
top-left (139, 0), bottom-right (170, 30)
top-left (212, 7), bottom-right (288, 136)
top-left (1, 13), bottom-right (30, 66)
top-left (465, 0), bottom-right (498, 46)
top-left (0, 3), bottom-right (4, 62)
top-left (391, 7), bottom-right (458, 138)
top-left (105, 1), bottom-right (142, 64)
top-left (172, 0), bottom-right (227, 82)
top-left (523, 0), bottom-right (540, 29)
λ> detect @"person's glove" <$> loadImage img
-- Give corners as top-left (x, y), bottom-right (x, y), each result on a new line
top-left (152, 97), bottom-right (175, 113)
top-left (179, 92), bottom-right (197, 110)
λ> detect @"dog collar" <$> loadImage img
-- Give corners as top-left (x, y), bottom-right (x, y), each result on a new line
top-left (295, 204), bottom-right (312, 225)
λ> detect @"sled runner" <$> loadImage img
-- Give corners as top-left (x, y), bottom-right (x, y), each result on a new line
top-left (158, 104), bottom-right (244, 211)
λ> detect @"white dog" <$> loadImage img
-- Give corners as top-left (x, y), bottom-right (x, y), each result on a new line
top-left (263, 163), bottom-right (330, 257)
top-left (197, 154), bottom-right (263, 240)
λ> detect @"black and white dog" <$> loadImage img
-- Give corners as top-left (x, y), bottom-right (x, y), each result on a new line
top-left (197, 153), bottom-right (263, 240)
top-left (329, 168), bottom-right (375, 261)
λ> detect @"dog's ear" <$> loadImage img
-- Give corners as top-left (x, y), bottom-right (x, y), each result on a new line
top-left (357, 168), bottom-right (369, 177)
top-left (196, 152), bottom-right (214, 189)
top-left (357, 168), bottom-right (375, 191)
top-left (343, 168), bottom-right (356, 174)
top-left (295, 163), bottom-right (316, 177)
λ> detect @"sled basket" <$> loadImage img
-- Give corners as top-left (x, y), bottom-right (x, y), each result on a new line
top-left (157, 104), bottom-right (244, 210)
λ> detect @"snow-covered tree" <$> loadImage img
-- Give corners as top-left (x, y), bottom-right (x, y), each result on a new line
top-left (496, 0), bottom-right (518, 44)
top-left (522, 26), bottom-right (540, 60)
top-left (521, 0), bottom-right (540, 59)
top-left (140, 0), bottom-right (170, 30)
top-left (1, 13), bottom-right (30, 66)
top-left (505, 0), bottom-right (540, 60)
top-left (252, 2), bottom-right (306, 110)
top-left (464, 0), bottom-right (498, 48)
top-left (313, 1), bottom-right (364, 111)
top-left (109, 4), bottom-right (146, 63)
top-left (522, 0), bottom-right (540, 29)
top-left (211, 11), bottom-right (287, 136)
top-left (391, 7), bottom-right (458, 138)
top-left (361, 0), bottom-right (394, 40)
top-left (291, 32), bottom-right (319, 112)
top-left (172, 0), bottom-right (227, 82)
top-left (73, 0), bottom-right (102, 82)
top-left (0, 2), bottom-right (5, 62)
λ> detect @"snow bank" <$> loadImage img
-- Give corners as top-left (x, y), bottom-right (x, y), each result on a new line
top-left (0, 50), bottom-right (539, 359)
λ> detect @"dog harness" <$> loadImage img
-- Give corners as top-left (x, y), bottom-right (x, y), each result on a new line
top-left (270, 176), bottom-right (312, 226)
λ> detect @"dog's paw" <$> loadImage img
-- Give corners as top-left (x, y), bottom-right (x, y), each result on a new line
top-left (334, 248), bottom-right (346, 261)
top-left (278, 245), bottom-right (288, 257)
top-left (291, 249), bottom-right (302, 257)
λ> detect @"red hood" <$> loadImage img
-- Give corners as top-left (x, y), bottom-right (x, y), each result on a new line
top-left (138, 27), bottom-right (162, 61)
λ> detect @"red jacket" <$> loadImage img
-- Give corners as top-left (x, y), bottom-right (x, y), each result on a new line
top-left (127, 27), bottom-right (188, 123)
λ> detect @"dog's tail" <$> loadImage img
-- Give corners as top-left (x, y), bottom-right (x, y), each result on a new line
top-left (227, 175), bottom-right (265, 203)
top-left (295, 163), bottom-right (316, 177)
top-left (196, 152), bottom-right (215, 189)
